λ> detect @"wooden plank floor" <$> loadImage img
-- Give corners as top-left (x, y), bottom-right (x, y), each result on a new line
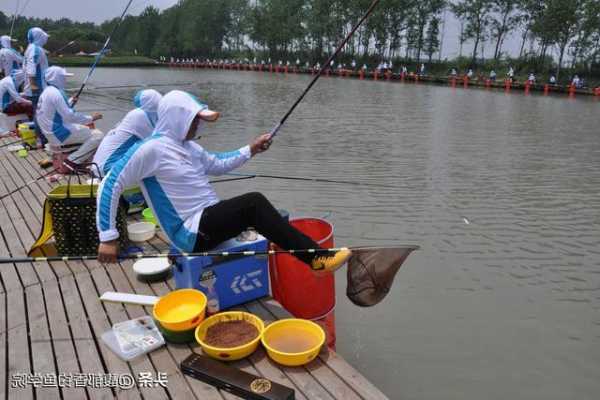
top-left (0, 134), bottom-right (389, 400)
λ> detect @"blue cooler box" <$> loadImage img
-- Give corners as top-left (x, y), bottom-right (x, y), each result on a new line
top-left (172, 235), bottom-right (269, 311)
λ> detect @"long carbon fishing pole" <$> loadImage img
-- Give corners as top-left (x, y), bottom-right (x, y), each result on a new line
top-left (0, 245), bottom-right (419, 264)
top-left (9, 0), bottom-right (20, 37)
top-left (71, 0), bottom-right (135, 106)
top-left (0, 171), bottom-right (256, 202)
top-left (9, 0), bottom-right (32, 37)
top-left (268, 0), bottom-right (380, 139)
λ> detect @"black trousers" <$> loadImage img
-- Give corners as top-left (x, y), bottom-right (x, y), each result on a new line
top-left (194, 192), bottom-right (320, 265)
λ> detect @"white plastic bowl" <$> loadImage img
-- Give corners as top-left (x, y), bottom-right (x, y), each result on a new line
top-left (127, 222), bottom-right (156, 242)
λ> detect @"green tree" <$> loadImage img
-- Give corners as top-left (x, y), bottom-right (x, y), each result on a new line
top-left (451, 0), bottom-right (494, 65)
top-left (490, 0), bottom-right (523, 62)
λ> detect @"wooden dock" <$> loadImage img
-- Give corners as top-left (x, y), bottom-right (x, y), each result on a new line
top-left (0, 134), bottom-right (388, 399)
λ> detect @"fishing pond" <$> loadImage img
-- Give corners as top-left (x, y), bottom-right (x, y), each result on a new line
top-left (76, 66), bottom-right (600, 400)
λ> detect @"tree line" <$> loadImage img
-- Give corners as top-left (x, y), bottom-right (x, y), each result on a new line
top-left (1, 0), bottom-right (599, 80)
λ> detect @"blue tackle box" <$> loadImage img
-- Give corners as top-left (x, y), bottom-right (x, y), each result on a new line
top-left (172, 234), bottom-right (269, 312)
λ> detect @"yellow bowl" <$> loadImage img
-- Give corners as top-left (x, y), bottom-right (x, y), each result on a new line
top-left (195, 311), bottom-right (264, 361)
top-left (153, 289), bottom-right (207, 332)
top-left (261, 319), bottom-right (325, 367)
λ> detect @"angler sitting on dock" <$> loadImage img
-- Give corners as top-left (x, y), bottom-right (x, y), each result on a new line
top-left (36, 66), bottom-right (104, 170)
top-left (0, 69), bottom-right (33, 119)
top-left (96, 90), bottom-right (352, 273)
top-left (93, 89), bottom-right (162, 177)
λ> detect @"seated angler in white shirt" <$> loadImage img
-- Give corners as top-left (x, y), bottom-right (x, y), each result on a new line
top-left (36, 66), bottom-right (103, 170)
top-left (96, 90), bottom-right (352, 273)
top-left (93, 89), bottom-right (162, 177)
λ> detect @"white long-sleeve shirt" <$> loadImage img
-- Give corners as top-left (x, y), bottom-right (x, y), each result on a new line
top-left (0, 48), bottom-right (23, 77)
top-left (97, 90), bottom-right (251, 252)
top-left (93, 89), bottom-right (162, 177)
top-left (0, 75), bottom-right (27, 110)
top-left (36, 86), bottom-right (93, 142)
top-left (23, 29), bottom-right (49, 96)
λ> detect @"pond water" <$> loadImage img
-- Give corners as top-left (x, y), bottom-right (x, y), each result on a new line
top-left (74, 67), bottom-right (600, 399)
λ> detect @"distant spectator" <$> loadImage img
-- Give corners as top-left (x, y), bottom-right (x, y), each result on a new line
top-left (450, 68), bottom-right (457, 77)
top-left (528, 73), bottom-right (536, 84)
top-left (466, 69), bottom-right (474, 79)
top-left (572, 75), bottom-right (581, 88)
top-left (489, 70), bottom-right (497, 81)
top-left (549, 75), bottom-right (557, 85)
top-left (420, 63), bottom-right (426, 75)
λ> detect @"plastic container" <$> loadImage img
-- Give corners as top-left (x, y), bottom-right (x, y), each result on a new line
top-left (261, 319), bottom-right (325, 367)
top-left (269, 218), bottom-right (335, 319)
top-left (127, 222), bottom-right (156, 242)
top-left (142, 208), bottom-right (158, 226)
top-left (155, 320), bottom-right (196, 344)
top-left (311, 305), bottom-right (336, 349)
top-left (195, 311), bottom-right (264, 361)
top-left (152, 289), bottom-right (207, 332)
top-left (133, 258), bottom-right (171, 282)
top-left (18, 122), bottom-right (37, 147)
top-left (101, 316), bottom-right (165, 361)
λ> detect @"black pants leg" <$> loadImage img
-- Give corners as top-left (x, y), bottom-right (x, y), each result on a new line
top-left (194, 192), bottom-right (320, 265)
top-left (30, 89), bottom-right (47, 145)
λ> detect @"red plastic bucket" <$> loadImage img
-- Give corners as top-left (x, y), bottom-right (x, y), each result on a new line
top-left (269, 218), bottom-right (335, 320)
top-left (311, 305), bottom-right (336, 348)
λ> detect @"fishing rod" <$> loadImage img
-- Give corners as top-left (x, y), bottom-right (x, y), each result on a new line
top-left (9, 0), bottom-right (32, 37)
top-left (9, 0), bottom-right (20, 37)
top-left (71, 0), bottom-right (136, 107)
top-left (268, 0), bottom-right (380, 139)
top-left (226, 172), bottom-right (400, 189)
top-left (0, 170), bottom-right (256, 202)
top-left (0, 245), bottom-right (419, 264)
top-left (51, 40), bottom-right (77, 56)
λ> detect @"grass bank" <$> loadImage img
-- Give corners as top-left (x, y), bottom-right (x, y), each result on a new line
top-left (49, 56), bottom-right (159, 67)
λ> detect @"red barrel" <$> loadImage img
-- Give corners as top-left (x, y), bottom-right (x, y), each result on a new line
top-left (269, 218), bottom-right (335, 319)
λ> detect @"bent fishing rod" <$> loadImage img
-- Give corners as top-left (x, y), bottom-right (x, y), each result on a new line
top-left (0, 245), bottom-right (419, 264)
top-left (268, 0), bottom-right (380, 139)
top-left (71, 0), bottom-right (135, 107)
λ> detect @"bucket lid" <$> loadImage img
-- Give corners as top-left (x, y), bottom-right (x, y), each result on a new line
top-left (133, 258), bottom-right (171, 276)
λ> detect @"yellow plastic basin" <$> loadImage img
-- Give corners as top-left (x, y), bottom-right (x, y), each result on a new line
top-left (195, 311), bottom-right (264, 361)
top-left (261, 319), bottom-right (325, 366)
top-left (153, 289), bottom-right (207, 332)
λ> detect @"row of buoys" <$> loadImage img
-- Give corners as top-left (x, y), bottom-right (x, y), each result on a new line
top-left (164, 62), bottom-right (599, 99)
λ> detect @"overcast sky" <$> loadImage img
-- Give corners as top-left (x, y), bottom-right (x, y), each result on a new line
top-left (1, 0), bottom-right (529, 60)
